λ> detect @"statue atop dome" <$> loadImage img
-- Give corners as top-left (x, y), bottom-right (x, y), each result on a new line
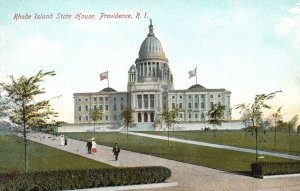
top-left (148, 18), bottom-right (154, 36)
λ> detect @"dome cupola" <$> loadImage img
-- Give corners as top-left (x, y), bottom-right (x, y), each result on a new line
top-left (137, 20), bottom-right (166, 60)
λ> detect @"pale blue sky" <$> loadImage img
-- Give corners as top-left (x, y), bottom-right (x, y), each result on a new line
top-left (0, 0), bottom-right (299, 123)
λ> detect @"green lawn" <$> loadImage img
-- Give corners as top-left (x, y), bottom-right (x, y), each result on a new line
top-left (0, 135), bottom-right (113, 173)
top-left (64, 132), bottom-right (297, 174)
top-left (141, 130), bottom-right (300, 156)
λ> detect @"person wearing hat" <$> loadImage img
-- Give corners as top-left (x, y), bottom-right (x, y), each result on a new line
top-left (91, 137), bottom-right (97, 154)
top-left (112, 143), bottom-right (120, 161)
top-left (86, 139), bottom-right (92, 154)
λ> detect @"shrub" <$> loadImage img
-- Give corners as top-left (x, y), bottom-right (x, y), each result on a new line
top-left (251, 162), bottom-right (300, 178)
top-left (0, 166), bottom-right (171, 191)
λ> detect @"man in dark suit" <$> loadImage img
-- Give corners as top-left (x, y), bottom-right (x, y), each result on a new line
top-left (112, 143), bottom-right (121, 161)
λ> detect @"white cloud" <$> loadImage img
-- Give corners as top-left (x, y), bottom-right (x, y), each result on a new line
top-left (275, 1), bottom-right (300, 50)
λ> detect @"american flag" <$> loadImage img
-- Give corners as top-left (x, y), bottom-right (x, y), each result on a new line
top-left (100, 71), bottom-right (108, 81)
top-left (188, 67), bottom-right (197, 79)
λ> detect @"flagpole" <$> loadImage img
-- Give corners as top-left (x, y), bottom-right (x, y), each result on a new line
top-left (195, 67), bottom-right (197, 84)
top-left (107, 71), bottom-right (109, 88)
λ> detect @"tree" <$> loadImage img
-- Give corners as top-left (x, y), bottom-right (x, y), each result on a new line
top-left (272, 106), bottom-right (282, 145)
top-left (89, 108), bottom-right (102, 133)
top-left (208, 103), bottom-right (225, 138)
top-left (121, 107), bottom-right (135, 139)
top-left (160, 106), bottom-right (181, 146)
top-left (236, 90), bottom-right (281, 162)
top-left (0, 70), bottom-right (58, 172)
top-left (287, 115), bottom-right (298, 140)
top-left (0, 92), bottom-right (12, 119)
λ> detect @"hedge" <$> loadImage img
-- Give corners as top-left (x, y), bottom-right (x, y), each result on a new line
top-left (0, 166), bottom-right (171, 191)
top-left (251, 162), bottom-right (300, 178)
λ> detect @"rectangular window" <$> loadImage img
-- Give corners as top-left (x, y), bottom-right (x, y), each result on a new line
top-left (137, 95), bottom-right (142, 109)
top-left (114, 97), bottom-right (117, 101)
top-left (195, 95), bottom-right (198, 99)
top-left (85, 116), bottom-right (89, 121)
top-left (218, 94), bottom-right (221, 98)
top-left (210, 95), bottom-right (213, 98)
top-left (99, 97), bottom-right (103, 101)
top-left (105, 97), bottom-right (108, 101)
top-left (85, 98), bottom-right (89, 102)
top-left (93, 105), bottom-right (97, 110)
top-left (78, 98), bottom-right (81, 102)
top-left (100, 115), bottom-right (103, 120)
top-left (179, 113), bottom-right (182, 118)
top-left (195, 113), bottom-right (198, 118)
top-left (79, 116), bottom-right (81, 121)
top-left (85, 105), bottom-right (88, 111)
top-left (150, 94), bottom-right (154, 108)
top-left (195, 102), bottom-right (198, 108)
top-left (121, 97), bottom-right (123, 101)
top-left (188, 103), bottom-right (191, 109)
top-left (210, 102), bottom-right (214, 108)
top-left (188, 95), bottom-right (191, 99)
top-left (99, 104), bottom-right (103, 111)
top-left (120, 104), bottom-right (124, 110)
top-left (114, 104), bottom-right (117, 111)
top-left (189, 113), bottom-right (192, 118)
top-left (94, 98), bottom-right (97, 101)
top-left (201, 102), bottom-right (205, 109)
top-left (172, 103), bottom-right (175, 109)
top-left (105, 115), bottom-right (108, 120)
top-left (172, 96), bottom-right (175, 99)
top-left (144, 95), bottom-right (149, 108)
top-left (105, 104), bottom-right (108, 111)
top-left (179, 95), bottom-right (182, 99)
top-left (78, 106), bottom-right (81, 111)
top-left (179, 103), bottom-right (183, 109)
top-left (201, 95), bottom-right (205, 99)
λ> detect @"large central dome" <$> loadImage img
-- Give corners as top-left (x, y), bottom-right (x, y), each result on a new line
top-left (138, 21), bottom-right (166, 60)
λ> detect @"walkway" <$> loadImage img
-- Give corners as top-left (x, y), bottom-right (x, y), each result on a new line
top-left (125, 132), bottom-right (300, 161)
top-left (28, 133), bottom-right (300, 191)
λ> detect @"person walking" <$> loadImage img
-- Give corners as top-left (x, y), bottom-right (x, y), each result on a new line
top-left (60, 135), bottom-right (64, 146)
top-left (112, 143), bottom-right (120, 161)
top-left (86, 139), bottom-right (92, 154)
top-left (91, 138), bottom-right (97, 154)
top-left (64, 135), bottom-right (68, 145)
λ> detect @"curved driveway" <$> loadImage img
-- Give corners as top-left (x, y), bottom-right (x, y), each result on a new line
top-left (28, 133), bottom-right (300, 191)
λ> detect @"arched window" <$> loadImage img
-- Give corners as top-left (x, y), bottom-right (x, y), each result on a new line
top-left (138, 113), bottom-right (141, 122)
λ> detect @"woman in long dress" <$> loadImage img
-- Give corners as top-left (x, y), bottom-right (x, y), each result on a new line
top-left (60, 135), bottom-right (65, 146)
top-left (91, 137), bottom-right (97, 154)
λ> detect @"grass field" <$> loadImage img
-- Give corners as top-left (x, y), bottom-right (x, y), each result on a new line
top-left (64, 132), bottom-right (297, 174)
top-left (0, 135), bottom-right (113, 173)
top-left (141, 130), bottom-right (300, 156)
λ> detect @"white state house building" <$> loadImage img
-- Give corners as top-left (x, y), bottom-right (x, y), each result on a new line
top-left (73, 22), bottom-right (232, 129)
